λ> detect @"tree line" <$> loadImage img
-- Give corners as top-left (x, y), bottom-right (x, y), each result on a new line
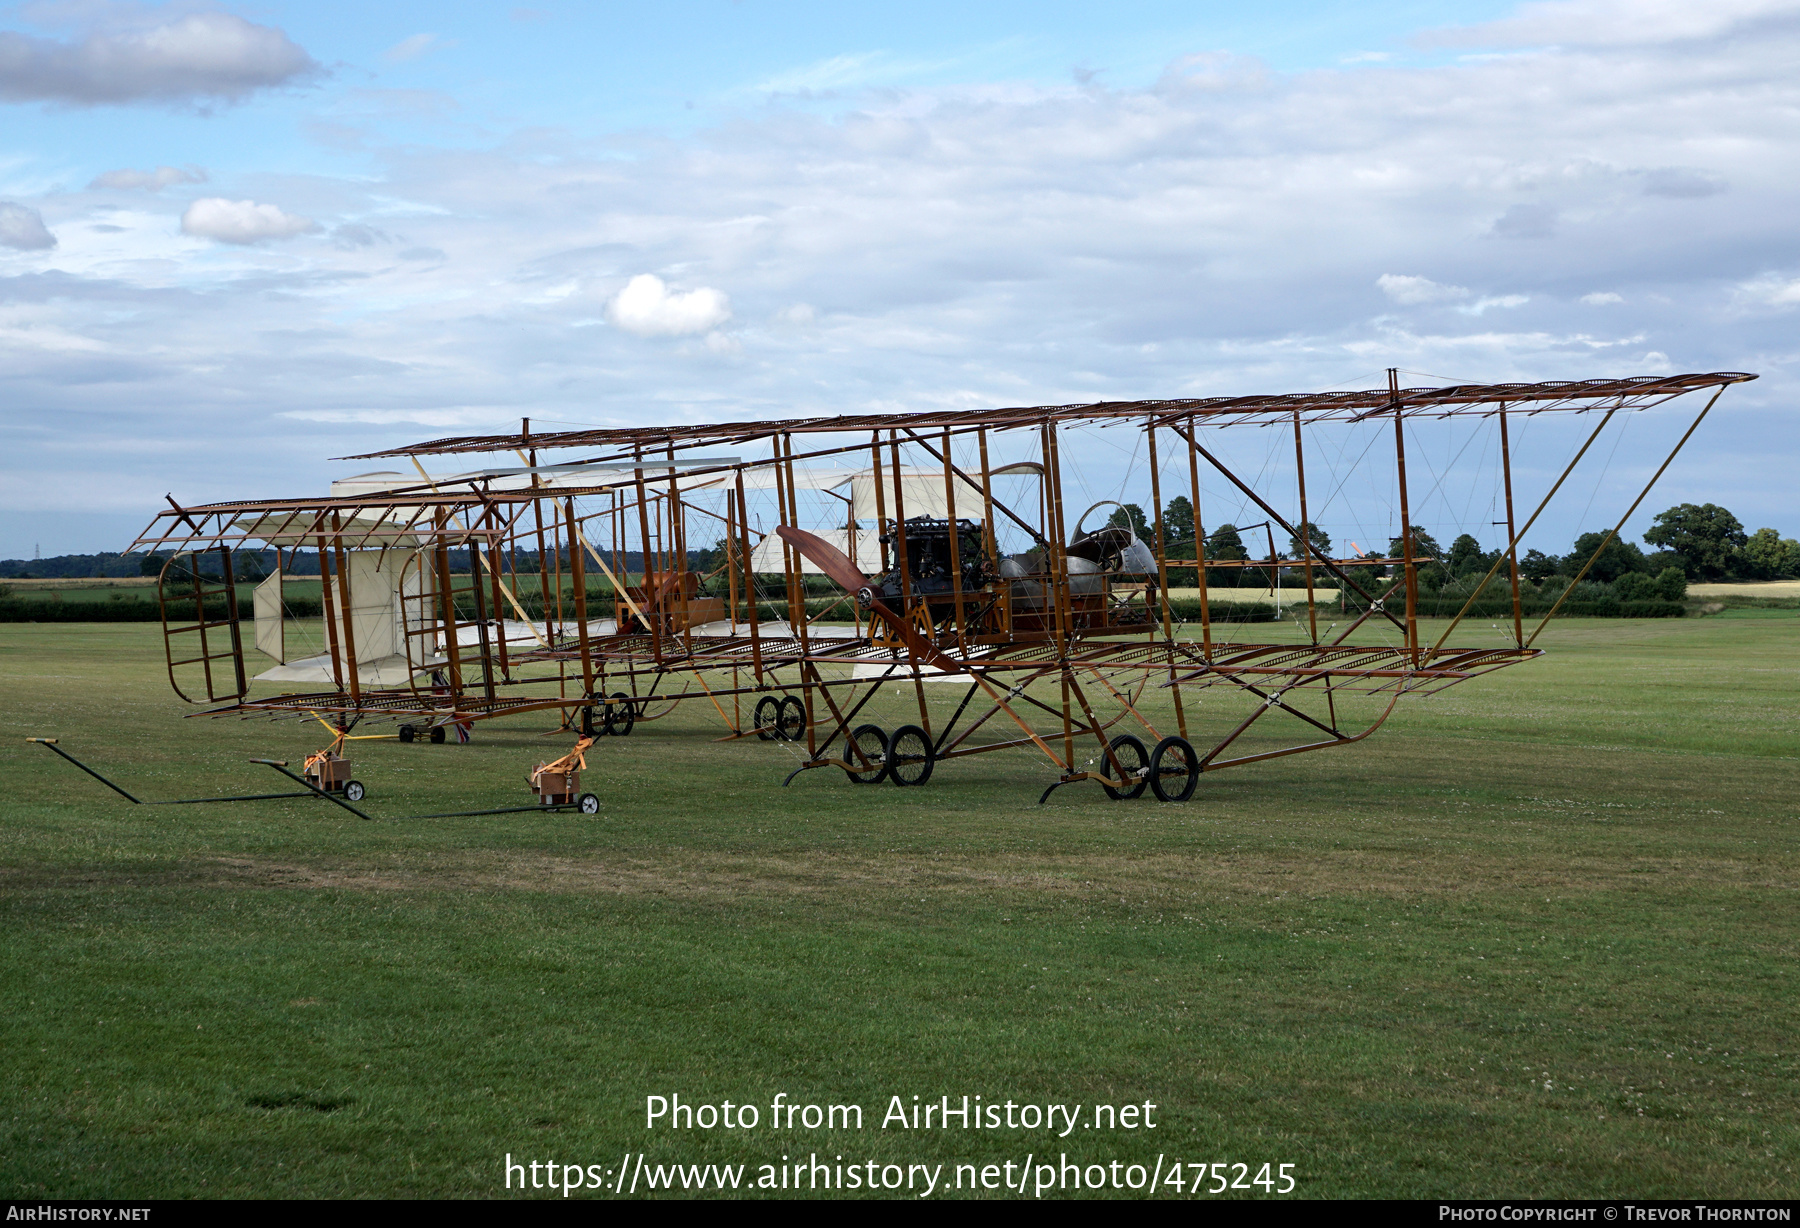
top-left (6, 502), bottom-right (1793, 595)
top-left (1090, 499), bottom-right (1796, 589)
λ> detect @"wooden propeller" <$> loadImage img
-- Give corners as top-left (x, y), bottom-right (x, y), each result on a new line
top-left (774, 526), bottom-right (962, 673)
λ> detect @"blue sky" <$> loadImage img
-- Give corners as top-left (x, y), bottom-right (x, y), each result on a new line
top-left (8, 1), bottom-right (1519, 191)
top-left (1, 0), bottom-right (1795, 558)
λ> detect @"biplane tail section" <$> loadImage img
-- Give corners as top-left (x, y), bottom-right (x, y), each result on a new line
top-left (157, 548), bottom-right (248, 704)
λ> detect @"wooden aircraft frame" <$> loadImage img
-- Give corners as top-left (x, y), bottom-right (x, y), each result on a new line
top-left (129, 369), bottom-right (1755, 802)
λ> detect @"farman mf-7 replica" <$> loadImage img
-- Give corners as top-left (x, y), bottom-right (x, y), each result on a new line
top-left (129, 369), bottom-right (1751, 806)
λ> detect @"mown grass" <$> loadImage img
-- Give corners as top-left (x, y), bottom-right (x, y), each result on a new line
top-left (0, 615), bottom-right (1795, 1199)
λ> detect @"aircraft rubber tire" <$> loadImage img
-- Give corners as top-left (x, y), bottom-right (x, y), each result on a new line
top-left (776, 696), bottom-right (807, 742)
top-left (1101, 734), bottom-right (1149, 800)
top-left (1149, 736), bottom-right (1199, 803)
top-left (844, 724), bottom-right (889, 784)
top-left (605, 692), bottom-right (635, 737)
top-left (886, 724), bottom-right (934, 787)
top-left (398, 725), bottom-right (415, 743)
top-left (429, 726), bottom-right (446, 744)
top-left (753, 696), bottom-right (780, 741)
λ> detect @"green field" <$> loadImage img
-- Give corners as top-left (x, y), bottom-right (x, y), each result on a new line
top-left (1, 614), bottom-right (1796, 1199)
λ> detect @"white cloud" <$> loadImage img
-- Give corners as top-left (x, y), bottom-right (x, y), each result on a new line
top-left (1458, 294), bottom-right (1531, 315)
top-left (0, 13), bottom-right (319, 106)
top-left (1639, 168), bottom-right (1727, 198)
top-left (1490, 203), bottom-right (1557, 238)
top-left (385, 34), bottom-right (447, 63)
top-left (180, 198), bottom-right (317, 245)
top-left (1422, 0), bottom-right (1800, 48)
top-left (1737, 274), bottom-right (1800, 308)
top-left (754, 50), bottom-right (963, 95)
top-left (1581, 291), bottom-right (1624, 304)
top-left (0, 202), bottom-right (56, 250)
top-left (7, 8), bottom-right (1800, 551)
top-left (89, 164), bottom-right (208, 191)
top-left (605, 274), bottom-right (731, 337)
top-left (1378, 274), bottom-right (1470, 305)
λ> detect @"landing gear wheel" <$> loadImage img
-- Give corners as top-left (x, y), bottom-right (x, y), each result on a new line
top-left (398, 725), bottom-right (416, 744)
top-left (1101, 734), bottom-right (1149, 800)
top-left (604, 692), bottom-right (635, 737)
top-left (754, 696), bottom-right (780, 741)
top-left (776, 696), bottom-right (807, 742)
top-left (1149, 735), bottom-right (1199, 803)
top-left (844, 724), bottom-right (890, 784)
top-left (576, 792), bottom-right (600, 815)
top-left (429, 726), bottom-right (446, 744)
top-left (886, 724), bottom-right (935, 787)
top-left (581, 704), bottom-right (602, 737)
top-left (343, 780), bottom-right (366, 802)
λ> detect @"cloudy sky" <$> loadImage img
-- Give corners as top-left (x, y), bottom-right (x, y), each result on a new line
top-left (1, 0), bottom-right (1795, 558)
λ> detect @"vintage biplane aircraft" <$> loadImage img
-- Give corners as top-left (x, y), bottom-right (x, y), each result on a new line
top-left (124, 369), bottom-right (1753, 805)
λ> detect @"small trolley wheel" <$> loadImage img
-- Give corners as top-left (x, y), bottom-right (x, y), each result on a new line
top-left (1101, 734), bottom-right (1150, 800)
top-left (576, 792), bottom-right (600, 815)
top-left (605, 692), bottom-right (636, 738)
top-left (886, 724), bottom-right (935, 787)
top-left (1149, 735), bottom-right (1199, 803)
top-left (776, 695), bottom-right (807, 742)
top-left (343, 780), bottom-right (366, 803)
top-left (844, 724), bottom-right (889, 784)
top-left (397, 725), bottom-right (416, 744)
top-left (753, 696), bottom-right (780, 741)
top-left (428, 726), bottom-right (446, 745)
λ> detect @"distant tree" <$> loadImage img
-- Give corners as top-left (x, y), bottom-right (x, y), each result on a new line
top-left (1286, 521), bottom-right (1332, 561)
top-left (1350, 545), bottom-right (1389, 579)
top-left (1612, 571), bottom-right (1654, 601)
top-left (1160, 496), bottom-right (1195, 546)
top-left (1387, 527), bottom-right (1443, 562)
top-left (1654, 566), bottom-right (1688, 602)
top-left (693, 538), bottom-right (732, 574)
top-left (1207, 523), bottom-right (1249, 587)
top-left (1740, 527), bottom-right (1800, 580)
top-left (1560, 531), bottom-right (1650, 584)
top-left (1448, 533), bottom-right (1503, 577)
top-left (1157, 497), bottom-right (1197, 585)
top-left (1520, 549), bottom-right (1560, 582)
top-left (1643, 503), bottom-right (1746, 581)
top-left (1106, 502), bottom-right (1151, 542)
top-left (139, 553), bottom-right (169, 577)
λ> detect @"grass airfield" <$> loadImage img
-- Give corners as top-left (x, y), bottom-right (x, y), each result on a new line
top-left (1, 614), bottom-right (1796, 1199)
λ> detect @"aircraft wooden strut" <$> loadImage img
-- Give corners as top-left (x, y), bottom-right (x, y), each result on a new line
top-left (127, 369), bottom-right (1754, 804)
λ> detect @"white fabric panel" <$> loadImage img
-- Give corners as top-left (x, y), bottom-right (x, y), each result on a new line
top-left (449, 619), bottom-right (596, 645)
top-left (254, 652), bottom-right (438, 687)
top-left (731, 468), bottom-right (858, 491)
top-left (327, 468), bottom-right (736, 498)
top-left (344, 550), bottom-right (426, 663)
top-left (252, 570), bottom-right (284, 662)
top-left (851, 657), bottom-right (965, 682)
top-left (847, 465), bottom-right (1039, 523)
top-left (231, 512), bottom-right (426, 548)
top-left (748, 528), bottom-right (884, 576)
